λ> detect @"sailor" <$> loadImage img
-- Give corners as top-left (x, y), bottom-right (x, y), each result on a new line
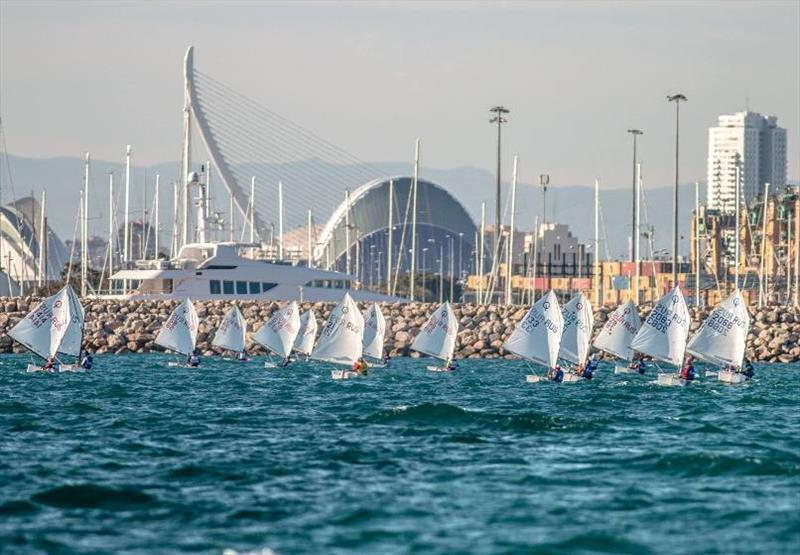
top-left (352, 357), bottom-right (368, 376)
top-left (549, 364), bottom-right (564, 383)
top-left (679, 355), bottom-right (696, 382)
top-left (43, 357), bottom-right (58, 373)
top-left (236, 351), bottom-right (248, 362)
top-left (583, 355), bottom-right (598, 380)
top-left (742, 359), bottom-right (755, 379)
top-left (382, 351), bottom-right (391, 367)
top-left (629, 355), bottom-right (646, 374)
top-left (80, 351), bottom-right (94, 370)
top-left (446, 358), bottom-right (458, 371)
top-left (277, 356), bottom-right (291, 368)
top-left (187, 351), bottom-right (201, 368)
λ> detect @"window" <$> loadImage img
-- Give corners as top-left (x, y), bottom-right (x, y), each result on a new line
top-left (262, 282), bottom-right (278, 292)
top-left (209, 280), bottom-right (221, 295)
top-left (223, 281), bottom-right (234, 294)
top-left (249, 282), bottom-right (260, 294)
top-left (236, 281), bottom-right (248, 294)
top-left (163, 279), bottom-right (173, 293)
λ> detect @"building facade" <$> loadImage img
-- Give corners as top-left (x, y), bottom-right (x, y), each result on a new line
top-left (707, 111), bottom-right (788, 213)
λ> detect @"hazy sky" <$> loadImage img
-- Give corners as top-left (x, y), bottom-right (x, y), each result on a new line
top-left (1, 1), bottom-right (798, 189)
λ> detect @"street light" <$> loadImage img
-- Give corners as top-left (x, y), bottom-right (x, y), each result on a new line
top-left (667, 93), bottom-right (687, 287)
top-left (490, 106), bottom-right (510, 294)
top-left (539, 174), bottom-right (550, 225)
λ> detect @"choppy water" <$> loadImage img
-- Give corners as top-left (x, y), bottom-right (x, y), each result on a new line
top-left (0, 355), bottom-right (798, 555)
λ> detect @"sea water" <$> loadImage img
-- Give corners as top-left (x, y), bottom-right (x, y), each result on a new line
top-left (1, 354), bottom-right (798, 554)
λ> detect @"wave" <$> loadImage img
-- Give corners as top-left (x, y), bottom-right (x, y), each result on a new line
top-left (625, 452), bottom-right (798, 477)
top-left (31, 484), bottom-right (155, 510)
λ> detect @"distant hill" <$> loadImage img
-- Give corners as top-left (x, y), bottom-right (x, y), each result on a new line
top-left (0, 153), bottom-right (704, 257)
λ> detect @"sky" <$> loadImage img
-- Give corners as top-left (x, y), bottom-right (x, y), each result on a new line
top-left (1, 0), bottom-right (798, 190)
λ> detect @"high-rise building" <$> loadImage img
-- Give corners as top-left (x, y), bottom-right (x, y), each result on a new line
top-left (707, 111), bottom-right (788, 213)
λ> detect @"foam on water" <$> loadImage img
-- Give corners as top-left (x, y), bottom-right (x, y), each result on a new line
top-left (1, 354), bottom-right (798, 554)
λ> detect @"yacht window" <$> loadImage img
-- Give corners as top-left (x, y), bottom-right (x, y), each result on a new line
top-left (205, 265), bottom-right (238, 270)
top-left (223, 281), bottom-right (234, 295)
top-left (209, 280), bottom-right (221, 295)
top-left (236, 281), bottom-right (248, 294)
top-left (163, 279), bottom-right (173, 293)
top-left (262, 282), bottom-right (278, 292)
top-left (249, 282), bottom-right (260, 294)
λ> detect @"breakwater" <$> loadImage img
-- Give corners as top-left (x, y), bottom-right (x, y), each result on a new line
top-left (1, 298), bottom-right (798, 363)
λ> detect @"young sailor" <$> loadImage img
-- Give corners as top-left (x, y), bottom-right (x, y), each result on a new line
top-left (80, 351), bottom-right (93, 370)
top-left (583, 355), bottom-right (598, 380)
top-left (237, 351), bottom-right (249, 362)
top-left (382, 351), bottom-right (391, 367)
top-left (629, 354), bottom-right (646, 374)
top-left (679, 355), bottom-right (696, 382)
top-left (277, 356), bottom-right (291, 368)
top-left (742, 358), bottom-right (755, 379)
top-left (548, 364), bottom-right (564, 383)
top-left (352, 357), bottom-right (368, 376)
top-left (445, 358), bottom-right (458, 371)
top-left (42, 357), bottom-right (60, 373)
top-left (187, 351), bottom-right (201, 368)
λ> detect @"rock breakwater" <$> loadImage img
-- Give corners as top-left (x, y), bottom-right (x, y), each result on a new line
top-left (0, 298), bottom-right (798, 363)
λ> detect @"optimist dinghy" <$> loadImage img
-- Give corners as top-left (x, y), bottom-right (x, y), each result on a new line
top-left (686, 290), bottom-right (750, 384)
top-left (557, 293), bottom-right (594, 382)
top-left (155, 298), bottom-right (200, 367)
top-left (592, 300), bottom-right (642, 374)
top-left (411, 302), bottom-right (458, 372)
top-left (630, 286), bottom-right (691, 386)
top-left (311, 293), bottom-right (365, 379)
top-left (362, 304), bottom-right (388, 367)
top-left (503, 290), bottom-right (563, 383)
top-left (8, 285), bottom-right (74, 373)
top-left (292, 309), bottom-right (318, 361)
top-left (211, 304), bottom-right (248, 361)
top-left (254, 301), bottom-right (300, 368)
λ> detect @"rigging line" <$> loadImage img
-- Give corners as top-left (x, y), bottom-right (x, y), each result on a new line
top-left (194, 71), bottom-right (385, 174)
top-left (392, 182), bottom-right (414, 295)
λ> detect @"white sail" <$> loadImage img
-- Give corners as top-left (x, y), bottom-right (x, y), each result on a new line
top-left (630, 286), bottom-right (690, 366)
top-left (311, 293), bottom-right (364, 365)
top-left (558, 293), bottom-right (594, 365)
top-left (411, 302), bottom-right (458, 362)
top-left (212, 305), bottom-right (246, 353)
top-left (8, 286), bottom-right (72, 360)
top-left (253, 301), bottom-right (301, 358)
top-left (155, 298), bottom-right (199, 356)
top-left (58, 285), bottom-right (85, 357)
top-left (293, 310), bottom-right (318, 355)
top-left (593, 299), bottom-right (641, 361)
top-left (687, 289), bottom-right (750, 367)
top-left (362, 304), bottom-right (386, 359)
top-left (504, 290), bottom-right (563, 368)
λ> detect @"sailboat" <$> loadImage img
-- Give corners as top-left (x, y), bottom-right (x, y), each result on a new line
top-left (686, 290), bottom-right (750, 384)
top-left (630, 286), bottom-right (691, 386)
top-left (9, 285), bottom-right (73, 373)
top-left (557, 293), bottom-right (594, 382)
top-left (156, 298), bottom-right (200, 367)
top-left (504, 290), bottom-right (564, 383)
top-left (311, 292), bottom-right (365, 379)
top-left (53, 286), bottom-right (87, 372)
top-left (253, 301), bottom-right (301, 368)
top-left (362, 304), bottom-right (387, 366)
top-left (593, 300), bottom-right (642, 374)
top-left (211, 304), bottom-right (248, 360)
top-left (292, 309), bottom-right (318, 360)
top-left (411, 302), bottom-right (459, 372)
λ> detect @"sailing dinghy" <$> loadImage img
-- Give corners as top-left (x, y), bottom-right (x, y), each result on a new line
top-left (311, 293), bottom-right (365, 379)
top-left (503, 290), bottom-right (564, 383)
top-left (54, 286), bottom-right (87, 372)
top-left (362, 304), bottom-right (387, 366)
top-left (686, 290), bottom-right (750, 384)
top-left (411, 302), bottom-right (459, 372)
top-left (292, 309), bottom-right (318, 360)
top-left (211, 304), bottom-right (248, 360)
top-left (557, 293), bottom-right (594, 382)
top-left (630, 286), bottom-right (691, 386)
top-left (156, 298), bottom-right (200, 367)
top-left (253, 301), bottom-right (300, 368)
top-left (9, 285), bottom-right (73, 373)
top-left (592, 300), bottom-right (642, 374)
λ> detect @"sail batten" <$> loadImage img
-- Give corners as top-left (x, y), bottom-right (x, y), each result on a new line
top-left (687, 290), bottom-right (749, 367)
top-left (212, 305), bottom-right (247, 353)
top-left (411, 302), bottom-right (458, 362)
top-left (311, 293), bottom-right (364, 365)
top-left (155, 298), bottom-right (199, 356)
top-left (593, 299), bottom-right (641, 361)
top-left (630, 286), bottom-right (690, 366)
top-left (254, 301), bottom-right (301, 358)
top-left (362, 304), bottom-right (386, 360)
top-left (503, 290), bottom-right (563, 368)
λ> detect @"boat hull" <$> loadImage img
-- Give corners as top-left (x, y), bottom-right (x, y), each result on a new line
top-left (427, 366), bottom-right (453, 372)
top-left (718, 370), bottom-right (746, 384)
top-left (525, 374), bottom-right (543, 383)
top-left (657, 373), bottom-right (688, 387)
top-left (331, 370), bottom-right (361, 380)
top-left (614, 365), bottom-right (640, 375)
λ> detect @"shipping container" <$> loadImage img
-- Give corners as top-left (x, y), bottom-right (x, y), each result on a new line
top-left (611, 275), bottom-right (630, 290)
top-left (620, 262), bottom-right (636, 276)
top-left (571, 277), bottom-right (591, 290)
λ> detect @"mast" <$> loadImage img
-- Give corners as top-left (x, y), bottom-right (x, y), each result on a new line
top-left (758, 183), bottom-right (770, 308)
top-left (82, 152), bottom-right (90, 296)
top-left (180, 50), bottom-right (192, 248)
top-left (667, 93), bottom-right (687, 288)
top-left (38, 191), bottom-right (46, 287)
top-left (229, 194), bottom-right (234, 242)
top-left (734, 157), bottom-right (741, 290)
top-left (479, 201), bottom-right (485, 303)
top-left (171, 181), bottom-right (179, 257)
top-left (307, 209), bottom-right (313, 268)
top-left (108, 173), bottom-right (114, 290)
top-left (205, 160), bottom-right (211, 222)
top-left (410, 139), bottom-right (420, 300)
top-left (694, 181), bottom-right (700, 307)
top-left (345, 189), bottom-right (351, 275)
top-left (123, 145), bottom-right (131, 293)
top-left (154, 174), bottom-right (160, 259)
top-left (387, 178), bottom-right (393, 296)
top-left (594, 178), bottom-right (600, 306)
top-left (79, 189), bottom-right (85, 293)
top-left (506, 155), bottom-right (518, 305)
top-left (278, 180), bottom-right (284, 260)
top-left (531, 216), bottom-right (539, 303)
